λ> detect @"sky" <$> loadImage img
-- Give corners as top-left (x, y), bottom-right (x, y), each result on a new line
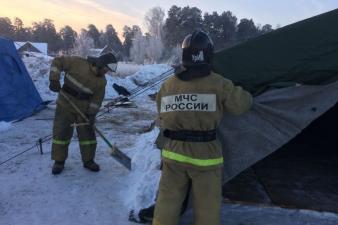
top-left (1, 0), bottom-right (338, 36)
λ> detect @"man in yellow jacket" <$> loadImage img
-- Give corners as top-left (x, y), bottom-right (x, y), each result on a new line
top-left (153, 30), bottom-right (252, 225)
top-left (49, 53), bottom-right (117, 175)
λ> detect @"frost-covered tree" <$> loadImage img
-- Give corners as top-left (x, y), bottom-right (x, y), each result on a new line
top-left (144, 35), bottom-right (164, 64)
top-left (123, 25), bottom-right (142, 59)
top-left (143, 7), bottom-right (165, 63)
top-left (145, 7), bottom-right (165, 39)
top-left (166, 44), bottom-right (182, 65)
top-left (60, 25), bottom-right (77, 51)
top-left (129, 7), bottom-right (166, 64)
top-left (72, 29), bottom-right (94, 57)
top-left (130, 33), bottom-right (165, 64)
top-left (129, 30), bottom-right (147, 64)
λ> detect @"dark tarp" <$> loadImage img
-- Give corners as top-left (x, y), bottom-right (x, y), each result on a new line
top-left (212, 9), bottom-right (338, 95)
top-left (211, 8), bottom-right (338, 184)
top-left (212, 9), bottom-right (338, 212)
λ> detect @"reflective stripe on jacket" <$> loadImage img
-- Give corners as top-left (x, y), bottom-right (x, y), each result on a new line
top-left (157, 71), bottom-right (252, 170)
top-left (49, 56), bottom-right (106, 115)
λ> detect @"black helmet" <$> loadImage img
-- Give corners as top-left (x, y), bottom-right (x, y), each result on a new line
top-left (87, 52), bottom-right (117, 72)
top-left (181, 30), bottom-right (214, 67)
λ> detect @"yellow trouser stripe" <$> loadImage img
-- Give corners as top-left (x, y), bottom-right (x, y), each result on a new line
top-left (53, 139), bottom-right (71, 145)
top-left (162, 149), bottom-right (223, 167)
top-left (79, 140), bottom-right (97, 145)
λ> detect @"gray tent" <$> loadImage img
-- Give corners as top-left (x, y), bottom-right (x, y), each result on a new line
top-left (212, 9), bottom-right (338, 212)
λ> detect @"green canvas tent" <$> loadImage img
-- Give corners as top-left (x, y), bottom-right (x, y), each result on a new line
top-left (212, 9), bottom-right (338, 95)
top-left (210, 9), bottom-right (338, 212)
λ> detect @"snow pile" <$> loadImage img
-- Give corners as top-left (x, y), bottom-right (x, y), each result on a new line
top-left (123, 127), bottom-right (162, 210)
top-left (22, 53), bottom-right (56, 101)
top-left (131, 64), bottom-right (172, 86)
top-left (0, 121), bottom-right (11, 132)
top-left (115, 63), bottom-right (143, 78)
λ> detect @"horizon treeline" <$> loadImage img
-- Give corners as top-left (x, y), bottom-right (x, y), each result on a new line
top-left (0, 5), bottom-right (274, 61)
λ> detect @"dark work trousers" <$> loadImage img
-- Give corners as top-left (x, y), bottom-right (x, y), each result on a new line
top-left (51, 105), bottom-right (97, 163)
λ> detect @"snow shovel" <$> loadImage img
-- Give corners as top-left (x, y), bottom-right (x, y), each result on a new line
top-left (60, 91), bottom-right (132, 170)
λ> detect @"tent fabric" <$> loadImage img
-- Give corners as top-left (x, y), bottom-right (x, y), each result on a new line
top-left (212, 9), bottom-right (338, 95)
top-left (219, 82), bottom-right (338, 183)
top-left (0, 37), bottom-right (44, 122)
top-left (211, 9), bottom-right (338, 183)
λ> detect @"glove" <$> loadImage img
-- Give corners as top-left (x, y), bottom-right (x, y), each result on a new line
top-left (49, 80), bottom-right (61, 92)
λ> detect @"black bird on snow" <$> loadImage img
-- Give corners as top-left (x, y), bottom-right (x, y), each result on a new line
top-left (113, 83), bottom-right (131, 96)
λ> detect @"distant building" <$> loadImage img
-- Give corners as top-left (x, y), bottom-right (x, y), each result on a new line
top-left (88, 45), bottom-right (114, 57)
top-left (88, 45), bottom-right (124, 60)
top-left (100, 45), bottom-right (115, 55)
top-left (14, 42), bottom-right (48, 55)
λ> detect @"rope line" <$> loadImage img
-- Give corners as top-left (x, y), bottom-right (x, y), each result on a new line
top-left (0, 133), bottom-right (54, 166)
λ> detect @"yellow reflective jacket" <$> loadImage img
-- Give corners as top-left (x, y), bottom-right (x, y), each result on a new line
top-left (49, 56), bottom-right (106, 115)
top-left (156, 71), bottom-right (253, 170)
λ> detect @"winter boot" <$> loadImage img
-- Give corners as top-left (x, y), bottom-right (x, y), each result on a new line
top-left (83, 160), bottom-right (100, 172)
top-left (128, 205), bottom-right (154, 224)
top-left (138, 205), bottom-right (155, 223)
top-left (52, 161), bottom-right (65, 175)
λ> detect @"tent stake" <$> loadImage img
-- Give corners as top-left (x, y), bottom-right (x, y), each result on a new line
top-left (38, 138), bottom-right (43, 155)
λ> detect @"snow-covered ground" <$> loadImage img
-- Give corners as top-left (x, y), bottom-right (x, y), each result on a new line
top-left (0, 121), bottom-right (11, 132)
top-left (1, 54), bottom-right (338, 225)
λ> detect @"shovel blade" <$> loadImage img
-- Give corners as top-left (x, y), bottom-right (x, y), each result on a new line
top-left (110, 145), bottom-right (132, 170)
